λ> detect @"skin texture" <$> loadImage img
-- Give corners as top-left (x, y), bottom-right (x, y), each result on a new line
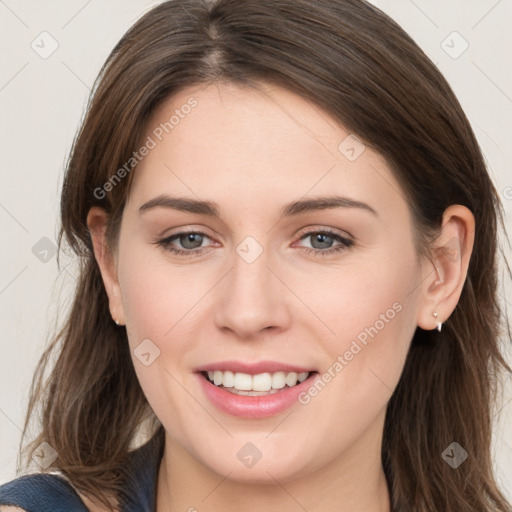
top-left (87, 81), bottom-right (475, 512)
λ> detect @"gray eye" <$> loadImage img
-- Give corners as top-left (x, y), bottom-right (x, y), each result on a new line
top-left (307, 233), bottom-right (336, 250)
top-left (176, 233), bottom-right (205, 249)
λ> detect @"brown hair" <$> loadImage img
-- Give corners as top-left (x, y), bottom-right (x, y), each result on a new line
top-left (19, 0), bottom-right (511, 510)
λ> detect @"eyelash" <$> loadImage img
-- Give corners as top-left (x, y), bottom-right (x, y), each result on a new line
top-left (154, 228), bottom-right (354, 258)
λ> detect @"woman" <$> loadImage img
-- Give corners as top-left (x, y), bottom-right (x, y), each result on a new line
top-left (1, 0), bottom-right (510, 511)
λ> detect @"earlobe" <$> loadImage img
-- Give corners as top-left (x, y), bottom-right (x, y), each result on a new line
top-left (416, 205), bottom-right (475, 332)
top-left (86, 207), bottom-right (126, 326)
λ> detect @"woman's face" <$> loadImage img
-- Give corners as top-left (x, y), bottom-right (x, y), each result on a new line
top-left (108, 81), bottom-right (430, 482)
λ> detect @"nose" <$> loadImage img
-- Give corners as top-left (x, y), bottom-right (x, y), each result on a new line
top-left (213, 246), bottom-right (292, 339)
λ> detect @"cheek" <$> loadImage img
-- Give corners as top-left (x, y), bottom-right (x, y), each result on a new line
top-left (115, 246), bottom-right (198, 439)
top-left (292, 302), bottom-right (416, 464)
top-left (115, 243), bottom-right (215, 419)
top-left (307, 245), bottom-right (420, 410)
top-left (116, 240), bottom-right (210, 345)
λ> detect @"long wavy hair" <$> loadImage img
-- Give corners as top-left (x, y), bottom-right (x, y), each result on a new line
top-left (18, 0), bottom-right (512, 510)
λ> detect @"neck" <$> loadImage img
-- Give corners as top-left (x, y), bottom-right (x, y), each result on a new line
top-left (156, 411), bottom-right (391, 512)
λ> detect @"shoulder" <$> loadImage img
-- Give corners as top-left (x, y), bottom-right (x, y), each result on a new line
top-left (0, 473), bottom-right (89, 512)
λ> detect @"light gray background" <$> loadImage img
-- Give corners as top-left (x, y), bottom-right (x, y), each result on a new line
top-left (1, 0), bottom-right (511, 501)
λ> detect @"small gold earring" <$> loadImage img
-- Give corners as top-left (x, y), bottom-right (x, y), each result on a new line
top-left (433, 312), bottom-right (442, 332)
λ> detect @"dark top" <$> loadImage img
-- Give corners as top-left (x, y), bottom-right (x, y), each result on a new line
top-left (0, 432), bottom-right (164, 512)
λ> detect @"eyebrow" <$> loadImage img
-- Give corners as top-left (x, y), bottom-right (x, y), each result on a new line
top-left (138, 194), bottom-right (378, 218)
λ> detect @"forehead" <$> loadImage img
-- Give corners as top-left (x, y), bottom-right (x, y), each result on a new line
top-left (127, 81), bottom-right (408, 222)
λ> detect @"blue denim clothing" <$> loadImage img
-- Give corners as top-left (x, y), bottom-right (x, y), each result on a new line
top-left (0, 432), bottom-right (164, 512)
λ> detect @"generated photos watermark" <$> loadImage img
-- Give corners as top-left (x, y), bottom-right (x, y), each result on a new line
top-left (93, 97), bottom-right (198, 200)
top-left (298, 301), bottom-right (403, 405)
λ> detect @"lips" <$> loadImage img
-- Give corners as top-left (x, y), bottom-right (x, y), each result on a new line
top-left (193, 361), bottom-right (320, 418)
top-left (193, 360), bottom-right (316, 375)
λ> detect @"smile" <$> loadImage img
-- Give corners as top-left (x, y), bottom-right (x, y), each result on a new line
top-left (196, 370), bottom-right (320, 418)
top-left (203, 370), bottom-right (311, 395)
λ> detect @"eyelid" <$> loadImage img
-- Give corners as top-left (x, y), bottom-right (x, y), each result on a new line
top-left (294, 225), bottom-right (354, 241)
top-left (156, 224), bottom-right (216, 238)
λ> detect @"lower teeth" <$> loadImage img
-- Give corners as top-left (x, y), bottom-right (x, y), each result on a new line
top-left (220, 385), bottom-right (291, 396)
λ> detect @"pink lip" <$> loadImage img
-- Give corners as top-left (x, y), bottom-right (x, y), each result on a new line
top-left (194, 360), bottom-right (315, 375)
top-left (195, 371), bottom-right (319, 419)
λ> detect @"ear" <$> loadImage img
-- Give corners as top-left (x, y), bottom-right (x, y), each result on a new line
top-left (86, 206), bottom-right (125, 326)
top-left (416, 204), bottom-right (475, 331)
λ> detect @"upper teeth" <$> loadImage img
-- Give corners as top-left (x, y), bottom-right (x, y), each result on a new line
top-left (207, 370), bottom-right (310, 391)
